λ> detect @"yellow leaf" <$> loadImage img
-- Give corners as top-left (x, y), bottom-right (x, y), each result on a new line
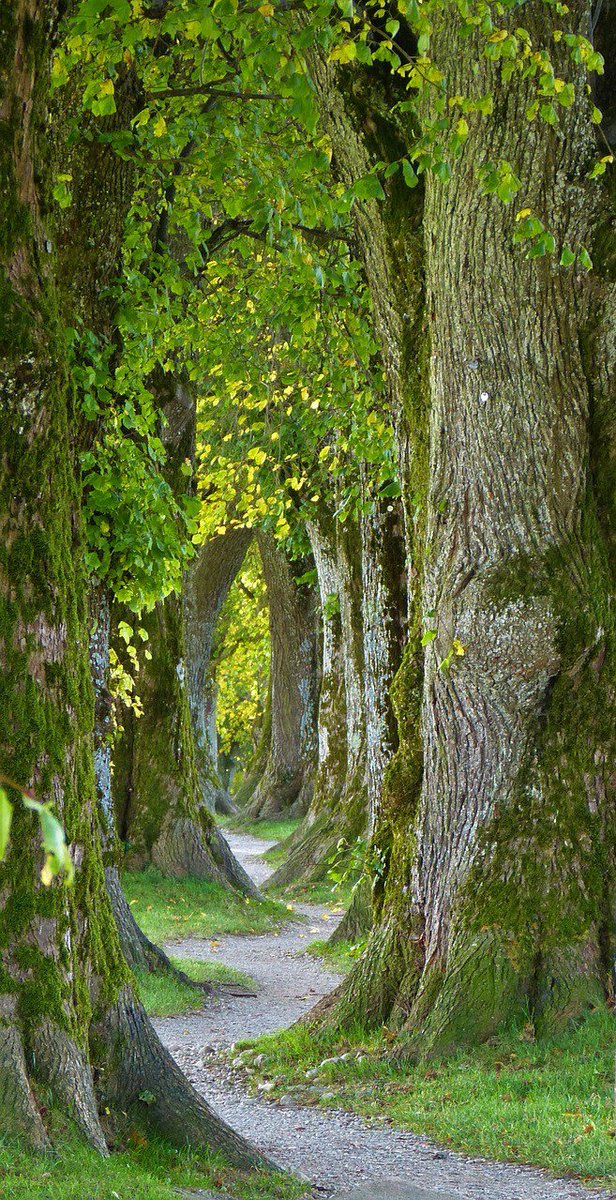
top-left (41, 856), bottom-right (54, 887)
top-left (153, 115), bottom-right (167, 138)
top-left (100, 78), bottom-right (115, 96)
top-left (515, 208), bottom-right (532, 221)
top-left (452, 639), bottom-right (467, 656)
top-left (259, 2), bottom-right (274, 14)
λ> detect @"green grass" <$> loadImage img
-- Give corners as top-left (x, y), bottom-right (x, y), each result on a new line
top-left (305, 937), bottom-right (360, 976)
top-left (0, 1138), bottom-right (306, 1200)
top-left (233, 1008), bottom-right (616, 1188)
top-left (219, 816), bottom-right (301, 845)
top-left (122, 868), bottom-right (291, 945)
top-left (269, 876), bottom-right (354, 907)
top-left (136, 956), bottom-right (256, 1018)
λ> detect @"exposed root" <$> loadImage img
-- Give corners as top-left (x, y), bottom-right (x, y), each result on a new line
top-left (209, 826), bottom-right (262, 900)
top-left (94, 989), bottom-right (273, 1168)
top-left (328, 877), bottom-right (372, 946)
top-left (0, 1023), bottom-right (50, 1151)
top-left (106, 865), bottom-right (184, 976)
top-left (31, 1020), bottom-right (108, 1154)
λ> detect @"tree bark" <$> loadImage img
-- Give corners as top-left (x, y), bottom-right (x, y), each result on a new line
top-left (330, 485), bottom-right (407, 945)
top-left (0, 3), bottom-right (267, 1159)
top-left (114, 592), bottom-right (259, 897)
top-left (184, 529), bottom-right (253, 812)
top-left (268, 510), bottom-right (368, 887)
top-left (245, 533), bottom-right (318, 819)
top-left (315, 0), bottom-right (616, 1049)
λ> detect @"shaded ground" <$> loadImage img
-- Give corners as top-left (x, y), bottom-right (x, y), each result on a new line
top-left (153, 833), bottom-right (614, 1200)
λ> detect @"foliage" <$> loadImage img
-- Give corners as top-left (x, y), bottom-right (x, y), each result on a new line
top-left (0, 778), bottom-right (73, 887)
top-left (235, 1007), bottom-right (616, 1187)
top-left (213, 544), bottom-right (270, 760)
top-left (122, 867), bottom-right (292, 944)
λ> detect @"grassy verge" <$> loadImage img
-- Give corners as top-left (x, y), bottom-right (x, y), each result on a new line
top-left (0, 1138), bottom-right (306, 1200)
top-left (122, 869), bottom-right (292, 945)
top-left (232, 1008), bottom-right (616, 1189)
top-left (268, 876), bottom-right (354, 908)
top-left (305, 937), bottom-right (360, 976)
top-left (137, 956), bottom-right (256, 1018)
top-left (219, 816), bottom-right (301, 846)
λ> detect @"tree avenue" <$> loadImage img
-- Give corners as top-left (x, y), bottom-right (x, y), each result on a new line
top-left (0, 0), bottom-right (614, 1184)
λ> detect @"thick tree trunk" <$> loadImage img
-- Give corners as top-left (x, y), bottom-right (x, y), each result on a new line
top-left (245, 534), bottom-right (318, 819)
top-left (268, 511), bottom-right (367, 887)
top-left (184, 529), bottom-right (253, 812)
top-left (317, 1), bottom-right (616, 1049)
top-left (0, 5), bottom-right (266, 1160)
top-left (90, 587), bottom-right (194, 975)
top-left (114, 592), bottom-right (259, 896)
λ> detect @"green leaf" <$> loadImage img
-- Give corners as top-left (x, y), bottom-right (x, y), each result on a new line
top-left (0, 789), bottom-right (12, 861)
top-left (421, 629), bottom-right (437, 646)
top-left (402, 159), bottom-right (419, 189)
top-left (353, 173), bottom-right (386, 201)
top-left (578, 246), bottom-right (593, 271)
top-left (559, 245), bottom-right (575, 267)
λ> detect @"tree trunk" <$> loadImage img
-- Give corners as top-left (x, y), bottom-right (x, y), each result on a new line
top-left (184, 529), bottom-right (253, 812)
top-left (114, 592), bottom-right (259, 897)
top-left (318, 0), bottom-right (616, 1049)
top-left (245, 534), bottom-right (318, 820)
top-left (268, 511), bottom-right (367, 887)
top-left (330, 486), bottom-right (407, 945)
top-left (0, 5), bottom-right (266, 1160)
top-left (90, 587), bottom-right (195, 975)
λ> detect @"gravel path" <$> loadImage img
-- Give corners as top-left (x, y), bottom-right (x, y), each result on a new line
top-left (153, 833), bottom-right (614, 1200)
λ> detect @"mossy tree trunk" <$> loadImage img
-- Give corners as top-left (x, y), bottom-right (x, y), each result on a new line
top-left (90, 587), bottom-right (177, 974)
top-left (114, 591), bottom-right (259, 896)
top-left (0, 4), bottom-right (265, 1161)
top-left (316, 0), bottom-right (616, 1050)
top-left (245, 533), bottom-right (318, 820)
top-left (112, 375), bottom-right (257, 895)
top-left (184, 528), bottom-right (253, 813)
top-left (269, 510), bottom-right (368, 887)
top-left (331, 486), bottom-right (407, 945)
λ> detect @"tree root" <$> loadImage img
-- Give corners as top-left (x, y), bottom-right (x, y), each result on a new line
top-left (94, 989), bottom-right (272, 1168)
top-left (0, 1024), bottom-right (50, 1151)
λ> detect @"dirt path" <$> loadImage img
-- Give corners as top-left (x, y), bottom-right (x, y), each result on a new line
top-left (154, 833), bottom-right (614, 1200)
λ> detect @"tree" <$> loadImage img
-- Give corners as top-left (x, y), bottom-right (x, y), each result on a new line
top-left (0, 4), bottom-right (266, 1160)
top-left (184, 528), bottom-right (254, 810)
top-left (308, 0), bottom-right (616, 1050)
top-left (245, 532), bottom-right (318, 819)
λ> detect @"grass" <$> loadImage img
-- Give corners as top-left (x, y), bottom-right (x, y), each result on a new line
top-left (136, 956), bottom-right (256, 1018)
top-left (122, 868), bottom-right (292, 945)
top-left (305, 937), bottom-right (360, 976)
top-left (0, 1137), bottom-right (307, 1200)
top-left (217, 815), bottom-right (302, 867)
top-left (233, 1007), bottom-right (616, 1189)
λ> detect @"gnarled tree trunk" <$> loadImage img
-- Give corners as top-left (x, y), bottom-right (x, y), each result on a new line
top-left (114, 591), bottom-right (258, 897)
top-left (245, 533), bottom-right (318, 820)
top-left (0, 6), bottom-right (265, 1160)
top-left (331, 486), bottom-right (407, 945)
top-left (314, 0), bottom-right (616, 1050)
